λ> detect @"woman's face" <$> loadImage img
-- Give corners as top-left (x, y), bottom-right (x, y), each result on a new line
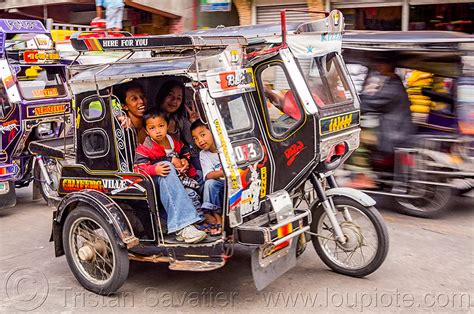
top-left (161, 86), bottom-right (183, 114)
top-left (124, 87), bottom-right (147, 117)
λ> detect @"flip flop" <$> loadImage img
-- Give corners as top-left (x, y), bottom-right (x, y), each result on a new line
top-left (196, 224), bottom-right (212, 232)
top-left (210, 224), bottom-right (222, 236)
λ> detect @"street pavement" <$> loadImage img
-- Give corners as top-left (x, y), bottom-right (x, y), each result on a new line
top-left (0, 187), bottom-right (473, 313)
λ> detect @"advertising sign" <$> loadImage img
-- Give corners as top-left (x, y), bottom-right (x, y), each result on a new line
top-left (200, 0), bottom-right (231, 12)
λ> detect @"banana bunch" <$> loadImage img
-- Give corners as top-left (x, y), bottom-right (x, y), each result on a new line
top-left (406, 70), bottom-right (434, 113)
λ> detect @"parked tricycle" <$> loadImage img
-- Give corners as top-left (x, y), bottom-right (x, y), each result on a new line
top-left (341, 31), bottom-right (474, 218)
top-left (51, 11), bottom-right (389, 294)
top-left (0, 19), bottom-right (72, 209)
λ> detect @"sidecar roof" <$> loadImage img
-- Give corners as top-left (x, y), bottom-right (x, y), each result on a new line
top-left (68, 57), bottom-right (195, 94)
top-left (343, 31), bottom-right (474, 51)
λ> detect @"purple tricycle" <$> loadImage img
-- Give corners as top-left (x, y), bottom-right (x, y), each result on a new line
top-left (0, 19), bottom-right (72, 209)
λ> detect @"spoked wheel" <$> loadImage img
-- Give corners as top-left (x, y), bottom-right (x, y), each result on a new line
top-left (395, 183), bottom-right (452, 218)
top-left (310, 196), bottom-right (389, 277)
top-left (34, 157), bottom-right (62, 204)
top-left (63, 206), bottom-right (129, 295)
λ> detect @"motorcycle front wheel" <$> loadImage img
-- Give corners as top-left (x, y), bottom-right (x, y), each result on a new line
top-left (310, 196), bottom-right (389, 277)
top-left (34, 156), bottom-right (62, 204)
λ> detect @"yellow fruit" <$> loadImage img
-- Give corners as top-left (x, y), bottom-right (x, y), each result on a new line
top-left (410, 105), bottom-right (430, 113)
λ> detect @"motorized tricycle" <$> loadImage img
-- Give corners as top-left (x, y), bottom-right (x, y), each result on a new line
top-left (341, 31), bottom-right (474, 218)
top-left (50, 11), bottom-right (389, 294)
top-left (0, 19), bottom-right (72, 209)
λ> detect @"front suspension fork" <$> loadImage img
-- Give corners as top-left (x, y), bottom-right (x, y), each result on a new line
top-left (35, 155), bottom-right (52, 186)
top-left (309, 173), bottom-right (346, 244)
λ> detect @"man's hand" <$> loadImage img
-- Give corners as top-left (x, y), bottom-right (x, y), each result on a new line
top-left (155, 162), bottom-right (171, 177)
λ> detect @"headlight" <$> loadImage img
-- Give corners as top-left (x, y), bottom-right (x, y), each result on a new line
top-left (34, 122), bottom-right (54, 139)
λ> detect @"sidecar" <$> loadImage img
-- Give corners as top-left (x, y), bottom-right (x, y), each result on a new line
top-left (0, 19), bottom-right (73, 209)
top-left (342, 31), bottom-right (474, 217)
top-left (51, 10), bottom-right (388, 295)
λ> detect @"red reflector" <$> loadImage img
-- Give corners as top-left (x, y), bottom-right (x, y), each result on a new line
top-left (335, 143), bottom-right (346, 156)
top-left (277, 223), bottom-right (293, 238)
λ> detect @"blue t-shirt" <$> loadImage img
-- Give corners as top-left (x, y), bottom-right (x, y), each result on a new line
top-left (96, 0), bottom-right (124, 9)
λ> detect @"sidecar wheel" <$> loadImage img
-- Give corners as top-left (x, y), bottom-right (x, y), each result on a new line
top-left (62, 205), bottom-right (129, 295)
top-left (34, 157), bottom-right (62, 204)
top-left (395, 184), bottom-right (452, 218)
top-left (310, 196), bottom-right (389, 277)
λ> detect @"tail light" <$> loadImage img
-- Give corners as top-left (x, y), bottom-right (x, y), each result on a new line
top-left (325, 143), bottom-right (347, 163)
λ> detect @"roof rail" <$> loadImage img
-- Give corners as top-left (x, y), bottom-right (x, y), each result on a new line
top-left (70, 32), bottom-right (247, 52)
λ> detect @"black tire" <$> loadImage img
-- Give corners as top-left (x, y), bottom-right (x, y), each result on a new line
top-left (34, 157), bottom-right (62, 204)
top-left (310, 196), bottom-right (389, 277)
top-left (62, 205), bottom-right (129, 295)
top-left (395, 184), bottom-right (452, 218)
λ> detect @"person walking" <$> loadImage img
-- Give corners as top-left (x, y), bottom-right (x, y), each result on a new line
top-left (94, 0), bottom-right (125, 31)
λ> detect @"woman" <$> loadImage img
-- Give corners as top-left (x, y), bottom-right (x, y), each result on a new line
top-left (116, 82), bottom-right (148, 144)
top-left (155, 80), bottom-right (200, 146)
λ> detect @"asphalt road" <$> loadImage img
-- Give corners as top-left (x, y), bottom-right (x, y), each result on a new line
top-left (0, 187), bottom-right (473, 313)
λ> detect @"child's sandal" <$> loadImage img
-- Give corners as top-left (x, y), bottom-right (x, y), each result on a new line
top-left (210, 224), bottom-right (222, 236)
top-left (196, 224), bottom-right (212, 233)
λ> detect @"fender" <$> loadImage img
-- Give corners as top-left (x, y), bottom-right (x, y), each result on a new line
top-left (51, 189), bottom-right (139, 257)
top-left (325, 187), bottom-right (376, 207)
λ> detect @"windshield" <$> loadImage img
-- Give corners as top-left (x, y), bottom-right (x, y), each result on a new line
top-left (16, 66), bottom-right (67, 100)
top-left (5, 33), bottom-right (54, 52)
top-left (297, 52), bottom-right (353, 107)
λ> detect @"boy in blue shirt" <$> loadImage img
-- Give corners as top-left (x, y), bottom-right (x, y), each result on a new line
top-left (191, 120), bottom-right (224, 235)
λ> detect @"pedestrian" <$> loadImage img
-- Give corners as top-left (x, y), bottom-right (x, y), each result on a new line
top-left (94, 0), bottom-right (125, 31)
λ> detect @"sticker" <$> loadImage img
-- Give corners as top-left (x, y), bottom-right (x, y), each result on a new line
top-left (219, 68), bottom-right (254, 91)
top-left (320, 111), bottom-right (360, 135)
top-left (23, 50), bottom-right (60, 63)
top-left (61, 177), bottom-right (145, 195)
top-left (260, 166), bottom-right (267, 198)
top-left (31, 87), bottom-right (59, 98)
top-left (3, 75), bottom-right (15, 89)
top-left (284, 141), bottom-right (305, 166)
top-left (2, 20), bottom-right (45, 32)
top-left (232, 138), bottom-right (263, 165)
top-left (206, 67), bottom-right (256, 98)
top-left (239, 165), bottom-right (261, 216)
top-left (27, 103), bottom-right (68, 118)
top-left (214, 119), bottom-right (239, 189)
top-left (0, 119), bottom-right (19, 134)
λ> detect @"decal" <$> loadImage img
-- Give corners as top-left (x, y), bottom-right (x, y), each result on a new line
top-left (23, 50), bottom-right (60, 63)
top-left (31, 88), bottom-right (59, 98)
top-left (232, 138), bottom-right (263, 165)
top-left (320, 111), bottom-right (360, 135)
top-left (2, 20), bottom-right (45, 32)
top-left (239, 164), bottom-right (261, 216)
top-left (3, 75), bottom-right (15, 89)
top-left (260, 166), bottom-right (267, 198)
top-left (219, 68), bottom-right (254, 91)
top-left (27, 103), bottom-right (68, 118)
top-left (0, 120), bottom-right (18, 134)
top-left (284, 141), bottom-right (305, 166)
top-left (320, 33), bottom-right (343, 42)
top-left (229, 189), bottom-right (242, 209)
top-left (61, 177), bottom-right (145, 195)
top-left (214, 119), bottom-right (239, 189)
top-left (206, 67), bottom-right (256, 98)
top-left (62, 179), bottom-right (104, 192)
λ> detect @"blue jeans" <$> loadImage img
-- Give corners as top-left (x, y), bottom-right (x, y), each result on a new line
top-left (153, 162), bottom-right (201, 233)
top-left (201, 179), bottom-right (224, 213)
